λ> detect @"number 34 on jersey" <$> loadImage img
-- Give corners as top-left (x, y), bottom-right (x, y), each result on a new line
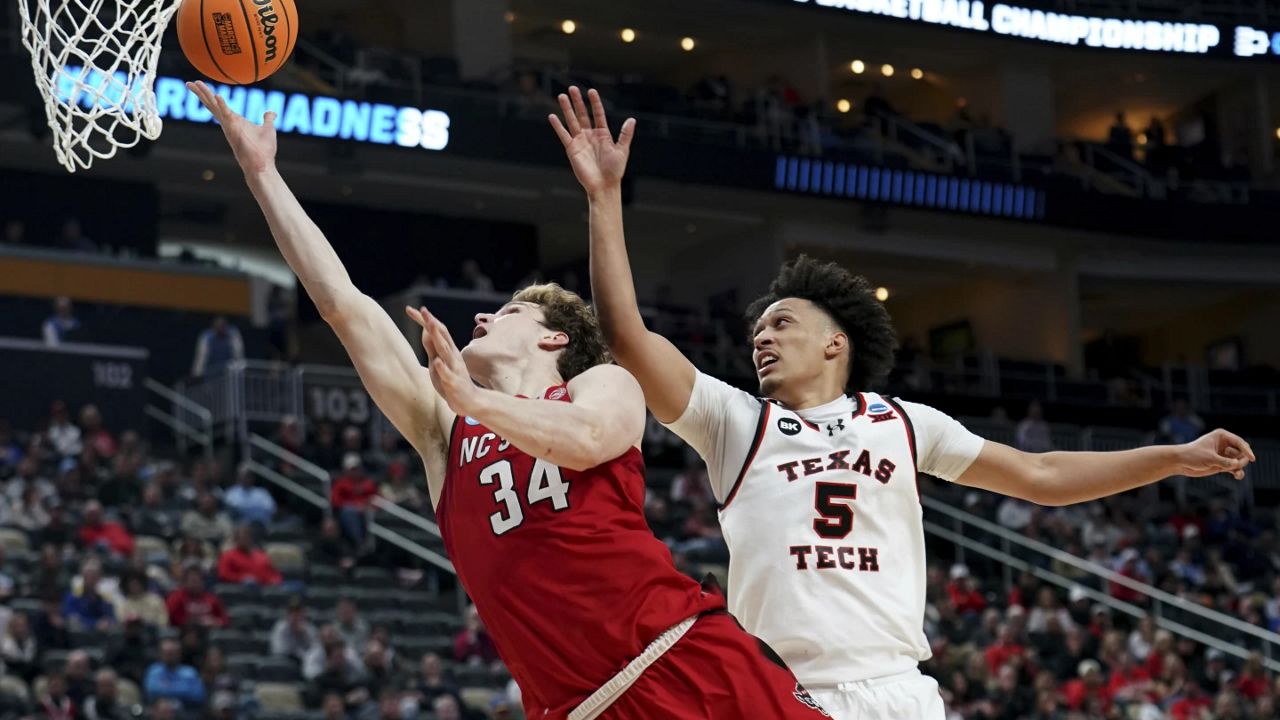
top-left (459, 429), bottom-right (570, 536)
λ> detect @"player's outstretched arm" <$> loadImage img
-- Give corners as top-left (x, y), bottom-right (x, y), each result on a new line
top-left (409, 307), bottom-right (645, 471)
top-left (549, 87), bottom-right (697, 424)
top-left (188, 82), bottom-right (444, 463)
top-left (957, 429), bottom-right (1256, 506)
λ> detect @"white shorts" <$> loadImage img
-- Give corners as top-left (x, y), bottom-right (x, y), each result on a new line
top-left (807, 668), bottom-right (945, 720)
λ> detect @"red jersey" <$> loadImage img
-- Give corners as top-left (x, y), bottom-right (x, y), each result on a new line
top-left (438, 385), bottom-right (723, 719)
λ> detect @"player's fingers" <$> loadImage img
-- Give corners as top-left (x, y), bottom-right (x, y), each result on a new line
top-left (187, 82), bottom-right (217, 114)
top-left (404, 306), bottom-right (427, 328)
top-left (548, 114), bottom-right (573, 147)
top-left (557, 93), bottom-right (580, 135)
top-left (263, 111), bottom-right (278, 129)
top-left (618, 118), bottom-right (637, 151)
top-left (569, 86), bottom-right (591, 132)
top-left (588, 89), bottom-right (609, 132)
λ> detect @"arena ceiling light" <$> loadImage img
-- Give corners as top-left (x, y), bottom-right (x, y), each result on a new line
top-left (836, 99), bottom-right (852, 113)
top-left (850, 59), bottom-right (866, 74)
top-left (911, 68), bottom-right (924, 80)
top-left (681, 37), bottom-right (696, 51)
top-left (621, 28), bottom-right (636, 43)
top-left (881, 63), bottom-right (895, 77)
top-left (875, 287), bottom-right (890, 302)
top-left (561, 19), bottom-right (577, 34)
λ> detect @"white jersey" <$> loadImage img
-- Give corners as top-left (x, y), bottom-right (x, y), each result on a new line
top-left (666, 372), bottom-right (984, 685)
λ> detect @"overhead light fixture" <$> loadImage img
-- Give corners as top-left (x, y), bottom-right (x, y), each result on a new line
top-left (681, 37), bottom-right (696, 51)
top-left (911, 68), bottom-right (924, 80)
top-left (504, 11), bottom-right (515, 23)
top-left (836, 99), bottom-right (852, 113)
top-left (881, 64), bottom-right (895, 77)
top-left (561, 19), bottom-right (577, 34)
top-left (851, 60), bottom-right (865, 74)
top-left (621, 28), bottom-right (636, 43)
top-left (875, 287), bottom-right (890, 302)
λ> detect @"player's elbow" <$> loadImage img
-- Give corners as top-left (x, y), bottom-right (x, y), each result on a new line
top-left (1018, 454), bottom-right (1071, 506)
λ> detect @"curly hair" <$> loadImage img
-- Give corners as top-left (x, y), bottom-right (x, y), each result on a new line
top-left (744, 254), bottom-right (898, 391)
top-left (511, 283), bottom-right (611, 381)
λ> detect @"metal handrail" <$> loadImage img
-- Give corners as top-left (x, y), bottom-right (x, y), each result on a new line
top-left (924, 521), bottom-right (1280, 672)
top-left (144, 378), bottom-right (213, 460)
top-left (922, 495), bottom-right (1280, 653)
top-left (248, 433), bottom-right (333, 493)
top-left (145, 377), bottom-right (214, 423)
top-left (371, 496), bottom-right (444, 538)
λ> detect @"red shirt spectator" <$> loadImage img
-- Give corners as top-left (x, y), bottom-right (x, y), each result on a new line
top-left (1106, 654), bottom-right (1152, 703)
top-left (1062, 661), bottom-right (1112, 712)
top-left (947, 567), bottom-right (986, 615)
top-left (166, 566), bottom-right (228, 628)
top-left (1108, 548), bottom-right (1149, 605)
top-left (984, 626), bottom-right (1025, 675)
top-left (453, 606), bottom-right (499, 664)
top-left (217, 526), bottom-right (282, 585)
top-left (331, 469), bottom-right (378, 511)
top-left (1234, 666), bottom-right (1268, 700)
top-left (1169, 690), bottom-right (1212, 720)
top-left (78, 501), bottom-right (134, 557)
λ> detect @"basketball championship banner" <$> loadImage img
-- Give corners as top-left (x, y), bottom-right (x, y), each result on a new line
top-left (775, 0), bottom-right (1279, 61)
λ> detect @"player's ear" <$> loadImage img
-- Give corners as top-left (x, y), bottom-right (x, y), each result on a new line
top-left (538, 330), bottom-right (570, 352)
top-left (825, 330), bottom-right (849, 361)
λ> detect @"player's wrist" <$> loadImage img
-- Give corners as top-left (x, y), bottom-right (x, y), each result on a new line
top-left (587, 185), bottom-right (624, 203)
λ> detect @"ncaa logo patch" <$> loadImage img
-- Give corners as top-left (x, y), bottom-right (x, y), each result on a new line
top-left (464, 416), bottom-right (481, 426)
top-left (777, 417), bottom-right (802, 436)
top-left (547, 387), bottom-right (568, 401)
top-left (792, 684), bottom-right (830, 716)
top-left (867, 403), bottom-right (890, 415)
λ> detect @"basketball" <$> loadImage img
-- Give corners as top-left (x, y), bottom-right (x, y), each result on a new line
top-left (176, 0), bottom-right (298, 85)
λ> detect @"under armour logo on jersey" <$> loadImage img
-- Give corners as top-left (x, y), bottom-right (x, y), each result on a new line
top-left (826, 419), bottom-right (845, 436)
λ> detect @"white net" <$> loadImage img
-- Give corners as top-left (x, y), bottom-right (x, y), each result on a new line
top-left (18, 0), bottom-right (183, 173)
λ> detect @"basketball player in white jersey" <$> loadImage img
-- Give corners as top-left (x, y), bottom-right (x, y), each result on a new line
top-left (549, 87), bottom-right (1257, 719)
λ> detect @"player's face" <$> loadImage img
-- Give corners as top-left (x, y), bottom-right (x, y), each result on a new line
top-left (462, 302), bottom-right (557, 369)
top-left (752, 298), bottom-right (841, 400)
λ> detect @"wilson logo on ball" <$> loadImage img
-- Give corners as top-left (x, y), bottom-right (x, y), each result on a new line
top-left (253, 0), bottom-right (281, 62)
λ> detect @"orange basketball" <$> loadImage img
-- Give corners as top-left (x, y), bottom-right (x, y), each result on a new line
top-left (176, 0), bottom-right (298, 85)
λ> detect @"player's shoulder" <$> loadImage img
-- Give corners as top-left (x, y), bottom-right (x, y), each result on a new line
top-left (567, 363), bottom-right (642, 391)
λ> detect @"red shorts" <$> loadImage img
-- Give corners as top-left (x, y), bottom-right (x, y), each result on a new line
top-left (599, 612), bottom-right (830, 719)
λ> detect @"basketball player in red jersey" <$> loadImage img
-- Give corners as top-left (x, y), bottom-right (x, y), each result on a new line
top-left (188, 80), bottom-right (828, 720)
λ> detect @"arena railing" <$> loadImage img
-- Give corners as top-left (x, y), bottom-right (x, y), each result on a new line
top-left (922, 494), bottom-right (1280, 669)
top-left (144, 377), bottom-right (214, 461)
top-left (244, 433), bottom-right (467, 615)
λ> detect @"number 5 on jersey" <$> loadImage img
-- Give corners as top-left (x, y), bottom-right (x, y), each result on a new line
top-left (478, 459), bottom-right (571, 535)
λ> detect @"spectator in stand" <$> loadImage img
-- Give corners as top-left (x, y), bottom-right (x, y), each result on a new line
top-left (191, 316), bottom-right (245, 378)
top-left (361, 639), bottom-right (395, 700)
top-left (149, 699), bottom-right (178, 720)
top-left (114, 570), bottom-right (169, 629)
top-left (320, 693), bottom-right (345, 720)
top-left (46, 400), bottom-right (83, 458)
top-left (315, 516), bottom-right (357, 573)
top-left (1107, 650), bottom-right (1153, 704)
top-left (984, 623), bottom-right (1026, 675)
top-left (42, 298), bottom-right (85, 347)
top-left (460, 259), bottom-right (495, 292)
top-left (77, 405), bottom-right (116, 459)
top-left (1160, 398), bottom-right (1206, 445)
top-left (166, 564), bottom-right (229, 628)
top-left (1027, 586), bottom-right (1075, 635)
top-left (106, 617), bottom-right (151, 684)
top-left (79, 500), bottom-right (135, 558)
top-left (668, 459), bottom-right (713, 505)
top-left (59, 218), bottom-right (98, 253)
top-left (1, 611), bottom-right (38, 682)
top-left (171, 536), bottom-right (214, 579)
top-left (271, 596), bottom-right (319, 665)
top-left (131, 484), bottom-right (179, 542)
top-left (82, 668), bottom-right (130, 720)
top-left (144, 638), bottom-right (206, 710)
top-left (303, 625), bottom-right (362, 681)
top-left (307, 422), bottom-right (342, 472)
top-left (379, 460), bottom-right (424, 512)
top-left (453, 605), bottom-right (498, 666)
top-left (1234, 652), bottom-right (1268, 701)
top-left (1107, 112), bottom-right (1134, 160)
top-left (332, 454), bottom-right (378, 550)
top-left (307, 638), bottom-right (370, 712)
top-left (1110, 547), bottom-right (1152, 605)
top-left (33, 595), bottom-right (71, 652)
top-left (413, 652), bottom-right (462, 710)
top-left (0, 546), bottom-right (13, 603)
top-left (224, 464), bottom-right (276, 528)
top-left (432, 695), bottom-right (462, 720)
top-left (37, 673), bottom-right (76, 720)
top-left (947, 564), bottom-right (987, 616)
top-left (335, 598), bottom-right (370, 653)
top-left (64, 650), bottom-right (94, 707)
top-left (1015, 400), bottom-right (1054, 453)
top-left (217, 524), bottom-right (282, 585)
top-left (1063, 659), bottom-right (1111, 712)
top-left (180, 492), bottom-right (233, 545)
top-left (6, 455), bottom-right (53, 506)
top-left (62, 560), bottom-right (115, 631)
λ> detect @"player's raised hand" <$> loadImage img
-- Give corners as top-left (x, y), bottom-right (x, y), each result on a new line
top-left (405, 306), bottom-right (481, 417)
top-left (549, 87), bottom-right (636, 197)
top-left (1179, 429), bottom-right (1257, 480)
top-left (186, 80), bottom-right (278, 174)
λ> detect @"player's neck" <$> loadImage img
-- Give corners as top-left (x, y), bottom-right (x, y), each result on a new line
top-left (474, 359), bottom-right (563, 399)
top-left (772, 379), bottom-right (847, 411)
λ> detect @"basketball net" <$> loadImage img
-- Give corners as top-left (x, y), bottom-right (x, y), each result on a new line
top-left (19, 0), bottom-right (183, 173)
